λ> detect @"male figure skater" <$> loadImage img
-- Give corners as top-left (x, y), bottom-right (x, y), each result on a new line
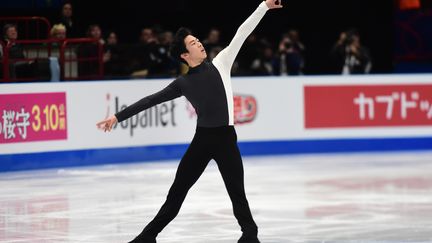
top-left (97, 1), bottom-right (283, 242)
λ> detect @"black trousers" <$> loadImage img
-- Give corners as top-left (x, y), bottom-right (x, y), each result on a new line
top-left (140, 126), bottom-right (258, 237)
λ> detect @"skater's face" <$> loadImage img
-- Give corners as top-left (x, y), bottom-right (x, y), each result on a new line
top-left (181, 35), bottom-right (207, 64)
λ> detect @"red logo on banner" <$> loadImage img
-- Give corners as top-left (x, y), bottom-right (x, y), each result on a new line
top-left (304, 85), bottom-right (432, 128)
top-left (0, 92), bottom-right (68, 144)
top-left (233, 95), bottom-right (257, 124)
top-left (186, 94), bottom-right (258, 125)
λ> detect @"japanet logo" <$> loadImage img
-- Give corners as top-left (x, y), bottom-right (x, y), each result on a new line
top-left (186, 94), bottom-right (258, 125)
top-left (304, 85), bottom-right (432, 128)
top-left (105, 93), bottom-right (177, 137)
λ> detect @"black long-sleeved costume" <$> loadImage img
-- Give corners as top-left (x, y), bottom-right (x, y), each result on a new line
top-left (120, 3), bottom-right (270, 242)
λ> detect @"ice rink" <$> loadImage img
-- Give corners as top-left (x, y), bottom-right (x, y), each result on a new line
top-left (1, 152), bottom-right (432, 243)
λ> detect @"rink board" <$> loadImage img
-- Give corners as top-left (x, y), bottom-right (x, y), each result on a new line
top-left (1, 75), bottom-right (432, 171)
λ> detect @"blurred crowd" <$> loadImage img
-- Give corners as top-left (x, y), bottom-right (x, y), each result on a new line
top-left (1, 2), bottom-right (373, 81)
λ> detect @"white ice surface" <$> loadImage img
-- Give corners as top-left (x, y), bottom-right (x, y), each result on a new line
top-left (1, 152), bottom-right (432, 243)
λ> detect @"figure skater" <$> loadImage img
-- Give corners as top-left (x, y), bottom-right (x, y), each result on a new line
top-left (97, 1), bottom-right (283, 242)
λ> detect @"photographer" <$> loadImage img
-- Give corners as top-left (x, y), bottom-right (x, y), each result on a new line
top-left (275, 31), bottom-right (305, 76)
top-left (330, 29), bottom-right (372, 75)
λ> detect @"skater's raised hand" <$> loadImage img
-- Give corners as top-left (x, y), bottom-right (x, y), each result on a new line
top-left (265, 0), bottom-right (283, 9)
top-left (96, 115), bottom-right (118, 132)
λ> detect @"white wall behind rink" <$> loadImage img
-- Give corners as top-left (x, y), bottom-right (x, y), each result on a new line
top-left (1, 74), bottom-right (432, 155)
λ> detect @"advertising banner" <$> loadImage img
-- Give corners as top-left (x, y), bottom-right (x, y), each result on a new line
top-left (0, 92), bottom-right (67, 144)
top-left (1, 75), bottom-right (432, 171)
top-left (305, 85), bottom-right (432, 128)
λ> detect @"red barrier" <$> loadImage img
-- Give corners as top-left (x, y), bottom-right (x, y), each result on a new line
top-left (60, 38), bottom-right (104, 81)
top-left (1, 38), bottom-right (103, 82)
top-left (1, 39), bottom-right (59, 82)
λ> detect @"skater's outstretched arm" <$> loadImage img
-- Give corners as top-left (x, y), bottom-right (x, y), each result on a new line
top-left (97, 79), bottom-right (182, 132)
top-left (213, 0), bottom-right (283, 69)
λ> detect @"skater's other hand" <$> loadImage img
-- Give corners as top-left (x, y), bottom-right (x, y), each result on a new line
top-left (96, 115), bottom-right (118, 132)
top-left (265, 0), bottom-right (283, 9)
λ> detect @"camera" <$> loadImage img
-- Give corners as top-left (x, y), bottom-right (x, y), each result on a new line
top-left (343, 29), bottom-right (358, 46)
top-left (284, 42), bottom-right (292, 49)
top-left (344, 34), bottom-right (354, 46)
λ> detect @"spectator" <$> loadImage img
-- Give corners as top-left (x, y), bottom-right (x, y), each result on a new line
top-left (203, 28), bottom-right (223, 60)
top-left (330, 29), bottom-right (372, 75)
top-left (48, 24), bottom-right (66, 81)
top-left (131, 27), bottom-right (166, 78)
top-left (47, 24), bottom-right (66, 58)
top-left (158, 31), bottom-right (173, 46)
top-left (58, 2), bottom-right (79, 38)
top-left (234, 33), bottom-right (261, 76)
top-left (287, 30), bottom-right (305, 54)
top-left (148, 30), bottom-right (178, 77)
top-left (3, 24), bottom-right (25, 60)
top-left (105, 30), bottom-right (118, 64)
top-left (139, 27), bottom-right (158, 45)
top-left (208, 46), bottom-right (223, 62)
top-left (104, 30), bottom-right (125, 78)
top-left (275, 32), bottom-right (305, 75)
top-left (134, 28), bottom-right (178, 78)
top-left (106, 31), bottom-right (118, 46)
top-left (2, 24), bottom-right (33, 79)
top-left (250, 44), bottom-right (277, 75)
top-left (78, 24), bottom-right (109, 79)
top-left (50, 23), bottom-right (67, 40)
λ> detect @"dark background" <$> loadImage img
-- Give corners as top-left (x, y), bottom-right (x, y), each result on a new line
top-left (1, 0), bottom-right (429, 74)
top-left (76, 0), bottom-right (394, 74)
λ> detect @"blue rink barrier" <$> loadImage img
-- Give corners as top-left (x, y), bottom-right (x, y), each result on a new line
top-left (1, 137), bottom-right (432, 172)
